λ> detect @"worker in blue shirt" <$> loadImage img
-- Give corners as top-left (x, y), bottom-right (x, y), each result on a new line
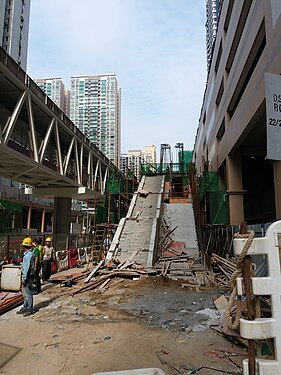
top-left (17, 237), bottom-right (35, 316)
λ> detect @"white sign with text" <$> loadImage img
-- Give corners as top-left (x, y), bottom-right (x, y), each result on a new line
top-left (265, 72), bottom-right (281, 160)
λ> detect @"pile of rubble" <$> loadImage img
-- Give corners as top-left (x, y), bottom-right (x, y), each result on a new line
top-left (50, 252), bottom-right (158, 297)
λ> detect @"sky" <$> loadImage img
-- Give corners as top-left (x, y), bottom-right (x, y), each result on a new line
top-left (27, 0), bottom-right (207, 160)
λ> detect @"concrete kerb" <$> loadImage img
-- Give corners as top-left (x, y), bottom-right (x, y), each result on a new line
top-left (137, 175), bottom-right (146, 191)
top-left (147, 218), bottom-right (158, 268)
top-left (126, 176), bottom-right (146, 219)
top-left (105, 217), bottom-right (126, 261)
top-left (147, 176), bottom-right (165, 268)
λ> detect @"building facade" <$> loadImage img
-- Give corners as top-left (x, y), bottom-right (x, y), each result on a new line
top-left (120, 145), bottom-right (157, 181)
top-left (0, 0), bottom-right (31, 70)
top-left (120, 150), bottom-right (142, 181)
top-left (194, 0), bottom-right (281, 226)
top-left (205, 0), bottom-right (224, 70)
top-left (142, 145), bottom-right (157, 164)
top-left (70, 74), bottom-right (121, 168)
top-left (34, 77), bottom-right (70, 116)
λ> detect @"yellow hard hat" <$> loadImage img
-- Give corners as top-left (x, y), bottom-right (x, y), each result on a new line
top-left (22, 237), bottom-right (33, 247)
top-left (45, 237), bottom-right (52, 242)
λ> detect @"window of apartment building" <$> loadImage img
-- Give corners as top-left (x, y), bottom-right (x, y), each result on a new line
top-left (216, 118), bottom-right (225, 142)
top-left (214, 40), bottom-right (222, 73)
top-left (215, 78), bottom-right (224, 107)
top-left (202, 111), bottom-right (206, 125)
top-left (225, 0), bottom-right (253, 74)
top-left (227, 19), bottom-right (266, 118)
top-left (203, 137), bottom-right (206, 151)
top-left (224, 0), bottom-right (234, 32)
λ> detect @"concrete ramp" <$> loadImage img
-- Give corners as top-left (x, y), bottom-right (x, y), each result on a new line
top-left (106, 175), bottom-right (164, 267)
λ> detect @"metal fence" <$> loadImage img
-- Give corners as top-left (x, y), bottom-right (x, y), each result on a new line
top-left (0, 233), bottom-right (95, 261)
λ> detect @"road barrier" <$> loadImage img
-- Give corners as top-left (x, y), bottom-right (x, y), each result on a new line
top-left (68, 248), bottom-right (78, 268)
top-left (85, 247), bottom-right (93, 263)
top-left (78, 247), bottom-right (87, 264)
top-left (56, 250), bottom-right (69, 272)
top-left (234, 221), bottom-right (281, 374)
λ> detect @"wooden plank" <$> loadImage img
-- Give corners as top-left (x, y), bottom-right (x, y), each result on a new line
top-left (84, 260), bottom-right (104, 283)
top-left (214, 295), bottom-right (228, 313)
top-left (117, 249), bottom-right (141, 270)
top-left (98, 278), bottom-right (112, 291)
top-left (163, 261), bottom-right (171, 278)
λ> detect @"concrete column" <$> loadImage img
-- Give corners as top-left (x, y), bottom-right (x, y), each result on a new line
top-left (27, 206), bottom-right (32, 229)
top-left (273, 161), bottom-right (281, 219)
top-left (41, 208), bottom-right (45, 233)
top-left (226, 155), bottom-right (245, 225)
top-left (53, 197), bottom-right (71, 234)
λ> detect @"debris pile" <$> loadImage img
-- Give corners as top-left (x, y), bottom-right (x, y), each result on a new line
top-left (0, 292), bottom-right (23, 315)
top-left (211, 292), bottom-right (273, 356)
top-left (211, 253), bottom-right (237, 288)
top-left (51, 251), bottom-right (157, 296)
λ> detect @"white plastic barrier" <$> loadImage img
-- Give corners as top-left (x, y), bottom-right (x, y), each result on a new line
top-left (92, 369), bottom-right (167, 375)
top-left (78, 247), bottom-right (87, 264)
top-left (234, 221), bottom-right (281, 374)
top-left (85, 246), bottom-right (93, 263)
top-left (56, 250), bottom-right (69, 272)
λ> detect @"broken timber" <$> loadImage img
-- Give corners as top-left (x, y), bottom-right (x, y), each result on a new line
top-left (84, 260), bottom-right (104, 283)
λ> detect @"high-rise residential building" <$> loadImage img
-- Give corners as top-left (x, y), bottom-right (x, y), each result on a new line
top-left (1, 0), bottom-right (31, 70)
top-left (120, 146), bottom-right (156, 180)
top-left (34, 77), bottom-right (70, 116)
top-left (142, 145), bottom-right (157, 164)
top-left (64, 89), bottom-right (70, 118)
top-left (120, 151), bottom-right (142, 181)
top-left (205, 0), bottom-right (223, 71)
top-left (128, 150), bottom-right (142, 180)
top-left (0, 3), bottom-right (5, 42)
top-left (70, 74), bottom-right (121, 167)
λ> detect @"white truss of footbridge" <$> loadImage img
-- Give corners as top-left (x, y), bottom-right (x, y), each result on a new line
top-left (0, 47), bottom-right (121, 203)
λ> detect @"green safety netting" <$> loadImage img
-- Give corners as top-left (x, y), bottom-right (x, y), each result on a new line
top-left (198, 172), bottom-right (228, 224)
top-left (0, 200), bottom-right (23, 232)
top-left (95, 204), bottom-right (107, 224)
top-left (178, 150), bottom-right (192, 173)
top-left (0, 200), bottom-right (22, 212)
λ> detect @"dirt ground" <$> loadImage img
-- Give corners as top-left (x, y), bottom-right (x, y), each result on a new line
top-left (0, 270), bottom-right (246, 375)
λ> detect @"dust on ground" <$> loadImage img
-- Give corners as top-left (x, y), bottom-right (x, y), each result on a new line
top-left (0, 272), bottom-right (246, 375)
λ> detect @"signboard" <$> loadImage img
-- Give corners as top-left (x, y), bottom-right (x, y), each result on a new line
top-left (265, 72), bottom-right (281, 160)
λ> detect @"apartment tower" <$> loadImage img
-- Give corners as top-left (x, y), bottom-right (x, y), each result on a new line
top-left (0, 0), bottom-right (31, 70)
top-left (142, 145), bottom-right (157, 164)
top-left (70, 74), bottom-right (121, 167)
top-left (205, 0), bottom-right (223, 70)
top-left (34, 77), bottom-right (70, 116)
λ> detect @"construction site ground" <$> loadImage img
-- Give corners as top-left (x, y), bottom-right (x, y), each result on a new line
top-left (0, 267), bottom-right (246, 375)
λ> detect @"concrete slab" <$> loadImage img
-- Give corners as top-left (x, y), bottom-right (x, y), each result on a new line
top-left (163, 203), bottom-right (199, 257)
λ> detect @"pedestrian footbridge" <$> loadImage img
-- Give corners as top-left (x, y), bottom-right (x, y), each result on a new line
top-left (0, 46), bottom-right (121, 204)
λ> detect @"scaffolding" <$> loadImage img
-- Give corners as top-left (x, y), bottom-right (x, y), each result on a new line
top-left (198, 171), bottom-right (228, 225)
top-left (0, 200), bottom-right (22, 233)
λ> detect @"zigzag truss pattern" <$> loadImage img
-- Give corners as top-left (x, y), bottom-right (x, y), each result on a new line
top-left (0, 52), bottom-right (119, 202)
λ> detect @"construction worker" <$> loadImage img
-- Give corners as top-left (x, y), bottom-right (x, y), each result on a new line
top-left (17, 237), bottom-right (35, 316)
top-left (32, 238), bottom-right (42, 294)
top-left (42, 237), bottom-right (54, 282)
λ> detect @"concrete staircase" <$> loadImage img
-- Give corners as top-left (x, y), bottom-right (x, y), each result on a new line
top-left (163, 203), bottom-right (199, 257)
top-left (106, 175), bottom-right (164, 267)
